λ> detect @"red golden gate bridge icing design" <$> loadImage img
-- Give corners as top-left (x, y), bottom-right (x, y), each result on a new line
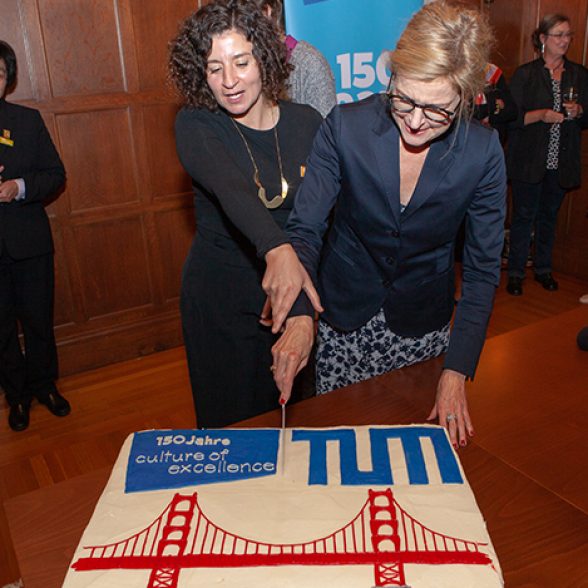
top-left (72, 488), bottom-right (492, 587)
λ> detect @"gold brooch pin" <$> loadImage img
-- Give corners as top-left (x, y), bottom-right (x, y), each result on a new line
top-left (0, 129), bottom-right (14, 147)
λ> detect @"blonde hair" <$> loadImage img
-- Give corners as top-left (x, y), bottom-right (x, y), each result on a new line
top-left (389, 1), bottom-right (494, 121)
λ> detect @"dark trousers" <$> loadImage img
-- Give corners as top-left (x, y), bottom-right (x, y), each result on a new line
top-left (0, 249), bottom-right (58, 406)
top-left (507, 170), bottom-right (567, 278)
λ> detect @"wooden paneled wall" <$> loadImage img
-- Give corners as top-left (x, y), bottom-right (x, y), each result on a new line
top-left (2, 0), bottom-right (587, 376)
top-left (0, 0), bottom-right (208, 375)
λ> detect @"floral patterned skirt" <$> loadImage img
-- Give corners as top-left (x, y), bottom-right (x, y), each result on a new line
top-left (316, 308), bottom-right (450, 395)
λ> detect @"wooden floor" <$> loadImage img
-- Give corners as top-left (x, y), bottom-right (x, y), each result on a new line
top-left (1, 270), bottom-right (587, 587)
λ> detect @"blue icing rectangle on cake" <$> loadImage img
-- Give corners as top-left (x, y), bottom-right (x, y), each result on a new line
top-left (125, 429), bottom-right (279, 493)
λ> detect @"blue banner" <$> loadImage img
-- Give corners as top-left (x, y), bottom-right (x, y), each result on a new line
top-left (285, 0), bottom-right (423, 103)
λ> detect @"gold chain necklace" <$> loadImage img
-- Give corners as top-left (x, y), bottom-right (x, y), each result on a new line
top-left (231, 112), bottom-right (289, 209)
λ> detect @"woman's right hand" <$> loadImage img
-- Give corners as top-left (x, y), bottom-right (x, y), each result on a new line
top-left (0, 179), bottom-right (19, 203)
top-left (271, 315), bottom-right (315, 403)
top-left (541, 108), bottom-right (565, 123)
top-left (524, 109), bottom-right (564, 125)
top-left (262, 244), bottom-right (322, 333)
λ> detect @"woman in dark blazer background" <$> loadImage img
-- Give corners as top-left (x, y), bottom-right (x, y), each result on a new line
top-left (506, 14), bottom-right (588, 296)
top-left (0, 40), bottom-right (69, 431)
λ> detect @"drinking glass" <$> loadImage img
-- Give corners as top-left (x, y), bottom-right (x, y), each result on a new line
top-left (562, 86), bottom-right (579, 120)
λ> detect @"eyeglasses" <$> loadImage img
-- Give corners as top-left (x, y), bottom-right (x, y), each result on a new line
top-left (387, 91), bottom-right (458, 125)
top-left (546, 32), bottom-right (574, 40)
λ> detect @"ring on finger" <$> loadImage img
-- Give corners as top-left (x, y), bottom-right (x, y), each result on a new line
top-left (446, 413), bottom-right (457, 422)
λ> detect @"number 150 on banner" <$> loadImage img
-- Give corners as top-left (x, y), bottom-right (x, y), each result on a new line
top-left (336, 51), bottom-right (391, 104)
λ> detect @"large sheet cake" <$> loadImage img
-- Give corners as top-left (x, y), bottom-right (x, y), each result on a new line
top-left (64, 425), bottom-right (503, 587)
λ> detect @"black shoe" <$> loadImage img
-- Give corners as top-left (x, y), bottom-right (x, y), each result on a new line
top-left (506, 276), bottom-right (523, 296)
top-left (534, 272), bottom-right (558, 291)
top-left (9, 403), bottom-right (30, 432)
top-left (38, 391), bottom-right (71, 417)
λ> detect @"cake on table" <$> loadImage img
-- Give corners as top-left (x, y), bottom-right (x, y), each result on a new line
top-left (64, 425), bottom-right (503, 587)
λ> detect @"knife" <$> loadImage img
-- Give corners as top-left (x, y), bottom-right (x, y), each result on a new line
top-left (280, 398), bottom-right (286, 474)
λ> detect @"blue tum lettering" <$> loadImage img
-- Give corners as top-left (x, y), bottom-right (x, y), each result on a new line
top-left (292, 428), bottom-right (463, 486)
top-left (292, 429), bottom-right (393, 485)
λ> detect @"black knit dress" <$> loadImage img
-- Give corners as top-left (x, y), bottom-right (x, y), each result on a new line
top-left (175, 101), bottom-right (322, 428)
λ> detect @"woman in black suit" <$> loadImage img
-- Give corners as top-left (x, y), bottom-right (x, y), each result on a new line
top-left (0, 40), bottom-right (70, 431)
top-left (506, 14), bottom-right (588, 296)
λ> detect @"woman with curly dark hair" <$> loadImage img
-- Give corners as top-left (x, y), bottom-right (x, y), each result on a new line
top-left (169, 0), bottom-right (322, 428)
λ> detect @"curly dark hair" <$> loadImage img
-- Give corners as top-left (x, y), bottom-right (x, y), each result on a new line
top-left (0, 40), bottom-right (17, 89)
top-left (169, 0), bottom-right (291, 109)
top-left (251, 0), bottom-right (284, 27)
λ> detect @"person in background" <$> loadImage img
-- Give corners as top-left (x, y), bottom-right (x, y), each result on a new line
top-left (169, 1), bottom-right (322, 428)
top-left (473, 62), bottom-right (517, 143)
top-left (262, 1), bottom-right (506, 448)
top-left (0, 40), bottom-right (69, 432)
top-left (453, 63), bottom-right (516, 263)
top-left (254, 0), bottom-right (336, 117)
top-left (506, 14), bottom-right (588, 296)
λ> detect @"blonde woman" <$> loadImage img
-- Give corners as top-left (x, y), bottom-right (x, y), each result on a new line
top-left (263, 1), bottom-right (506, 448)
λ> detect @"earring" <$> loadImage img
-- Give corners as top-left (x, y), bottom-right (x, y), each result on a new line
top-left (541, 42), bottom-right (545, 54)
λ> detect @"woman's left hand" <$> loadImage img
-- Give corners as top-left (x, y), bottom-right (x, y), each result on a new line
top-left (427, 369), bottom-right (473, 448)
top-left (0, 179), bottom-right (19, 203)
top-left (564, 102), bottom-right (583, 119)
top-left (262, 244), bottom-right (323, 334)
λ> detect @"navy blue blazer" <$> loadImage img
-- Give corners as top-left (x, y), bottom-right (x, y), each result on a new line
top-left (0, 99), bottom-right (65, 259)
top-left (287, 94), bottom-right (506, 378)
